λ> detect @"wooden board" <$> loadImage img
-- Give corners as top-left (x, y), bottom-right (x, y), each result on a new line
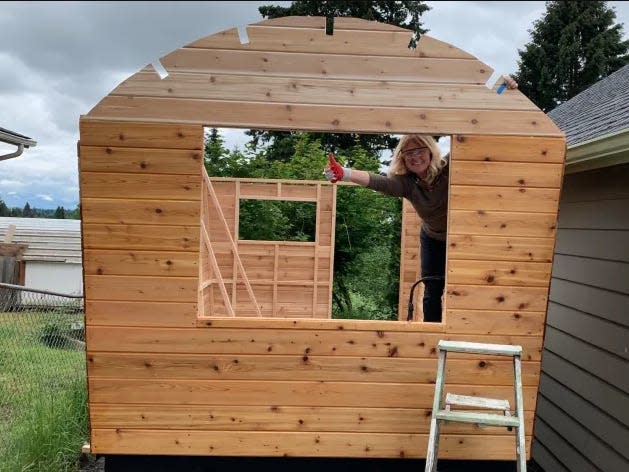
top-left (79, 146), bottom-right (202, 174)
top-left (157, 50), bottom-right (492, 83)
top-left (82, 224), bottom-right (200, 251)
top-left (90, 403), bottom-right (533, 434)
top-left (88, 352), bottom-right (540, 385)
top-left (80, 120), bottom-right (202, 149)
top-left (91, 429), bottom-right (531, 459)
top-left (86, 326), bottom-right (542, 361)
top-left (87, 97), bottom-right (562, 136)
top-left (451, 135), bottom-right (566, 163)
top-left (112, 73), bottom-right (537, 111)
top-left (186, 26), bottom-right (475, 59)
top-left (89, 378), bottom-right (538, 409)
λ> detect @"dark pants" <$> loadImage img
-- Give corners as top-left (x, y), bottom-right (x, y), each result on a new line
top-left (420, 228), bottom-right (446, 322)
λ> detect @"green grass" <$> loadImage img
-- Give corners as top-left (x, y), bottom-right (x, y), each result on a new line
top-left (0, 311), bottom-right (88, 472)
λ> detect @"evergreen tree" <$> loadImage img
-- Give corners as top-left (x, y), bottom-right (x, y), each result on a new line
top-left (69, 204), bottom-right (81, 219)
top-left (54, 206), bottom-right (66, 219)
top-left (0, 199), bottom-right (9, 217)
top-left (22, 202), bottom-right (33, 217)
top-left (514, 1), bottom-right (629, 112)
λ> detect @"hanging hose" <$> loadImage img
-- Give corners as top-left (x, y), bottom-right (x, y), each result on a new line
top-left (407, 275), bottom-right (445, 321)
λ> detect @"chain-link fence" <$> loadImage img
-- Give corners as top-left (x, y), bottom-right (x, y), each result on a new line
top-left (0, 282), bottom-right (88, 471)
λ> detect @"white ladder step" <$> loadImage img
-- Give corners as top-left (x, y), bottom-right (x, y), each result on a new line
top-left (438, 340), bottom-right (522, 357)
top-left (446, 392), bottom-right (510, 411)
top-left (435, 410), bottom-right (520, 428)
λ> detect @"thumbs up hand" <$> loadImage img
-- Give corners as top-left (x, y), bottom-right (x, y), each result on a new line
top-left (323, 152), bottom-right (349, 183)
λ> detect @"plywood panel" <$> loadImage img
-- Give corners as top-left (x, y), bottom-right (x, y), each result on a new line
top-left (449, 210), bottom-right (557, 238)
top-left (91, 429), bottom-right (530, 459)
top-left (89, 378), bottom-right (537, 409)
top-left (82, 198), bottom-right (199, 225)
top-left (85, 275), bottom-right (197, 302)
top-left (88, 353), bottom-right (539, 385)
top-left (80, 172), bottom-right (201, 201)
top-left (447, 260), bottom-right (551, 286)
top-left (450, 161), bottom-right (563, 188)
top-left (79, 146), bottom-right (202, 174)
top-left (450, 185), bottom-right (559, 213)
top-left (79, 120), bottom-right (202, 149)
top-left (84, 250), bottom-right (198, 277)
top-left (447, 234), bottom-right (554, 262)
top-left (87, 327), bottom-right (542, 361)
top-left (87, 97), bottom-right (561, 136)
top-left (90, 403), bottom-right (533, 434)
top-left (83, 224), bottom-right (200, 251)
top-left (113, 72), bottom-right (537, 111)
top-left (452, 135), bottom-right (565, 163)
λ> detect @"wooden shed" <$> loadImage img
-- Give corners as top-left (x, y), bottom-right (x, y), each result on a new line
top-left (79, 16), bottom-right (566, 460)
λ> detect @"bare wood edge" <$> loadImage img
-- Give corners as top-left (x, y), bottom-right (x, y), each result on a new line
top-left (203, 170), bottom-right (262, 317)
top-left (329, 184), bottom-right (337, 319)
top-left (195, 317), bottom-right (447, 332)
top-left (313, 183), bottom-right (321, 317)
top-left (201, 219), bottom-right (235, 317)
top-left (232, 181), bottom-right (240, 308)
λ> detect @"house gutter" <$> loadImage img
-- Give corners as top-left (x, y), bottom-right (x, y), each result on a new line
top-left (565, 128), bottom-right (629, 174)
top-left (0, 128), bottom-right (37, 161)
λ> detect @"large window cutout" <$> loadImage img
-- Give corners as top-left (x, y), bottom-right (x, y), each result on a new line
top-left (199, 128), bottom-right (451, 323)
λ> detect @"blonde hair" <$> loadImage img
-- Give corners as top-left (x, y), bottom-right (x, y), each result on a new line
top-left (388, 135), bottom-right (446, 185)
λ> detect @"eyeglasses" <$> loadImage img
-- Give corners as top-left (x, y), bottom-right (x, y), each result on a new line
top-left (402, 147), bottom-right (430, 159)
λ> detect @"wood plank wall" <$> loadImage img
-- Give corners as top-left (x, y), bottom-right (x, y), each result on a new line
top-left (79, 16), bottom-right (566, 462)
top-left (81, 133), bottom-right (561, 459)
top-left (80, 120), bottom-right (204, 327)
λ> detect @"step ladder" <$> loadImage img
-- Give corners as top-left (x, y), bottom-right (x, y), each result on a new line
top-left (425, 340), bottom-right (527, 472)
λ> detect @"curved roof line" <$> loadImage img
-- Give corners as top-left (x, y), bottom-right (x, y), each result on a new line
top-left (85, 16), bottom-right (562, 138)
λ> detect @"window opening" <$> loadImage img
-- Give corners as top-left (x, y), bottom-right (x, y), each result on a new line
top-left (200, 127), bottom-right (450, 323)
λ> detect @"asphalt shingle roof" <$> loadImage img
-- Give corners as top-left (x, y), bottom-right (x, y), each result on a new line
top-left (548, 64), bottom-right (629, 147)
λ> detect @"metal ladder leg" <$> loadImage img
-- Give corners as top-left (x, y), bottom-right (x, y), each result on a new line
top-left (425, 348), bottom-right (447, 472)
top-left (513, 354), bottom-right (527, 472)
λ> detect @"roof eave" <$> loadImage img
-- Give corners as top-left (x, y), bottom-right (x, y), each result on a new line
top-left (565, 128), bottom-right (629, 174)
top-left (0, 129), bottom-right (37, 147)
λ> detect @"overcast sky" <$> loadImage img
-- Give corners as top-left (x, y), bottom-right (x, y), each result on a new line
top-left (1, 1), bottom-right (628, 210)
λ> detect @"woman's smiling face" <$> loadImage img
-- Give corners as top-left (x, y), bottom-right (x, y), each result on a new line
top-left (401, 146), bottom-right (431, 176)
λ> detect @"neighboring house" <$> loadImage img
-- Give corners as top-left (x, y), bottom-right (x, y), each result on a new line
top-left (0, 217), bottom-right (83, 295)
top-left (532, 65), bottom-right (629, 471)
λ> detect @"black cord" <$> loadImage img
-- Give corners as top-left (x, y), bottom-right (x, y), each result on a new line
top-left (407, 276), bottom-right (445, 321)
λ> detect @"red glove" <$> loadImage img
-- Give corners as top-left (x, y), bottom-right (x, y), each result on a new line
top-left (324, 152), bottom-right (345, 183)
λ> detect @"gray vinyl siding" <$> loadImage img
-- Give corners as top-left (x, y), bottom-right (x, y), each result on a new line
top-left (532, 163), bottom-right (629, 472)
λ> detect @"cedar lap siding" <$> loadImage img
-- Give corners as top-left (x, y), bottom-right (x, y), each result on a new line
top-left (79, 17), bottom-right (565, 459)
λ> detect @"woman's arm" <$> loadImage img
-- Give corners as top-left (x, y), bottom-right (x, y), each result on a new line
top-left (324, 152), bottom-right (407, 197)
